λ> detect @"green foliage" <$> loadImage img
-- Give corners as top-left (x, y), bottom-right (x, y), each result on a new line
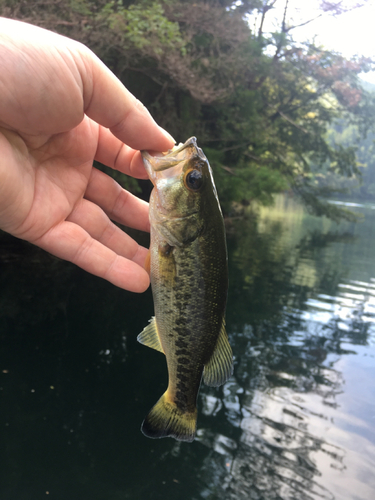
top-left (104, 0), bottom-right (186, 55)
top-left (323, 112), bottom-right (375, 201)
top-left (2, 0), bottom-right (375, 219)
top-left (205, 147), bottom-right (288, 213)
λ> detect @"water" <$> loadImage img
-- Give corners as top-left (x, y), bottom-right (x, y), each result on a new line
top-left (1, 195), bottom-right (375, 500)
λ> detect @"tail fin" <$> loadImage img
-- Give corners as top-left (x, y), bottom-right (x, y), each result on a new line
top-left (141, 392), bottom-right (197, 442)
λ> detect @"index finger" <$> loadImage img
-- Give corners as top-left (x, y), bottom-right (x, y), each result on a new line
top-left (79, 48), bottom-right (175, 152)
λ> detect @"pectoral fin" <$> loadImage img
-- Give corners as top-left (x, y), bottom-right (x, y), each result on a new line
top-left (203, 322), bottom-right (233, 387)
top-left (144, 250), bottom-right (151, 275)
top-left (137, 317), bottom-right (164, 354)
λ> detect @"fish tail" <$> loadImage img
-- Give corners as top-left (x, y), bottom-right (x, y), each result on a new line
top-left (141, 392), bottom-right (197, 442)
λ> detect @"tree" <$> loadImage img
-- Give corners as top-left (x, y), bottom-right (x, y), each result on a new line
top-left (1, 0), bottom-right (374, 219)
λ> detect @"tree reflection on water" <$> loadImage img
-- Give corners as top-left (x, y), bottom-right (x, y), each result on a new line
top-left (196, 329), bottom-right (346, 500)
top-left (190, 203), bottom-right (375, 500)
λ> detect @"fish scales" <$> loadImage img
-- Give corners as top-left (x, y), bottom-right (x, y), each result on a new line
top-left (138, 137), bottom-right (233, 442)
top-left (153, 235), bottom-right (227, 411)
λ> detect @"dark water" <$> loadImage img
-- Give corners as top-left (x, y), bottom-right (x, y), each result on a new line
top-left (1, 195), bottom-right (375, 500)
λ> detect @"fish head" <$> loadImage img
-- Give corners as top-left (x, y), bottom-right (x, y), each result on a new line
top-left (142, 137), bottom-right (220, 222)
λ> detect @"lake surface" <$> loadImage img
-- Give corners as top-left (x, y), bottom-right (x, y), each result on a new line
top-left (1, 195), bottom-right (375, 500)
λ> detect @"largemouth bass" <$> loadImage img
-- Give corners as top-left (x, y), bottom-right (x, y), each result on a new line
top-left (138, 137), bottom-right (233, 442)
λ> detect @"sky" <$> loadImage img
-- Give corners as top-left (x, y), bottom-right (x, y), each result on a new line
top-left (255, 0), bottom-right (375, 83)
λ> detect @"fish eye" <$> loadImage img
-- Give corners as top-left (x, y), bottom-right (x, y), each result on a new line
top-left (184, 169), bottom-right (203, 191)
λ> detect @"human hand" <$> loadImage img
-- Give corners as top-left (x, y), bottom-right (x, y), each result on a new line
top-left (0, 18), bottom-right (174, 292)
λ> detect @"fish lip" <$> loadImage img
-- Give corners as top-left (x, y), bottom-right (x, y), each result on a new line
top-left (141, 137), bottom-right (203, 173)
top-left (164, 136), bottom-right (197, 157)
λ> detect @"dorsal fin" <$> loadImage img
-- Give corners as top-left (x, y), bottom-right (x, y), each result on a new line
top-left (203, 321), bottom-right (233, 387)
top-left (137, 317), bottom-right (164, 354)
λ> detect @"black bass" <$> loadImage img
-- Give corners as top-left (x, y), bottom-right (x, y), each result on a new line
top-left (138, 137), bottom-right (233, 442)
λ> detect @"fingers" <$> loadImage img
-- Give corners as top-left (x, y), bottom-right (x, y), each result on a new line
top-left (66, 197), bottom-right (148, 265)
top-left (35, 219), bottom-right (150, 293)
top-left (80, 49), bottom-right (175, 152)
top-left (0, 18), bottom-right (175, 151)
top-left (84, 168), bottom-right (150, 232)
top-left (95, 126), bottom-right (148, 180)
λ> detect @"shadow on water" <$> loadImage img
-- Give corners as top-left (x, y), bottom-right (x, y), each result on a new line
top-left (1, 196), bottom-right (375, 499)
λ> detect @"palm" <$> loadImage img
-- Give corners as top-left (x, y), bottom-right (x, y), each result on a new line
top-left (3, 118), bottom-right (96, 240)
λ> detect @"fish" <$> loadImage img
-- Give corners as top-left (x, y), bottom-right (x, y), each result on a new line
top-left (138, 137), bottom-right (233, 442)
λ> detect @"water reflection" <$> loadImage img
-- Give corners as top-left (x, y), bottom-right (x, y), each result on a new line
top-left (194, 199), bottom-right (375, 500)
top-left (1, 197), bottom-right (375, 499)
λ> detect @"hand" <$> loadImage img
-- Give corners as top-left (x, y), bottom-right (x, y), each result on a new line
top-left (0, 18), bottom-right (174, 292)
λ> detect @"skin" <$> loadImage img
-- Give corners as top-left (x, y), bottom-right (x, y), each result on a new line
top-left (0, 18), bottom-right (175, 293)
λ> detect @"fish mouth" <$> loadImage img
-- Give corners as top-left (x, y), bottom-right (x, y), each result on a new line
top-left (142, 137), bottom-right (206, 175)
top-left (153, 210), bottom-right (200, 223)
